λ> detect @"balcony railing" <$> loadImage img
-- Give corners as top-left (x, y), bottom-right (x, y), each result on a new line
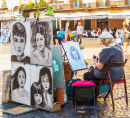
top-left (50, 2), bottom-right (84, 11)
top-left (46, 1), bottom-right (130, 11)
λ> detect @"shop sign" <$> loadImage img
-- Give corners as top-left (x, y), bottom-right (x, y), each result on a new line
top-left (61, 17), bottom-right (80, 20)
top-left (82, 16), bottom-right (91, 19)
top-left (91, 16), bottom-right (106, 19)
top-left (108, 16), bottom-right (130, 19)
top-left (82, 16), bottom-right (106, 19)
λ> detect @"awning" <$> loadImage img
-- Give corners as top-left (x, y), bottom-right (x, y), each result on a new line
top-left (59, 12), bottom-right (91, 20)
top-left (83, 0), bottom-right (96, 3)
top-left (0, 14), bottom-right (12, 20)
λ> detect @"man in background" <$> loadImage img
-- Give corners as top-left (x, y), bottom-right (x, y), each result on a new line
top-left (76, 22), bottom-right (84, 45)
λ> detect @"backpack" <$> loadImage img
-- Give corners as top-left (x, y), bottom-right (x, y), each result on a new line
top-left (69, 32), bottom-right (74, 38)
top-left (66, 78), bottom-right (81, 97)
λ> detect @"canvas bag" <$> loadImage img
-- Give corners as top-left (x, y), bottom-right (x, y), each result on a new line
top-left (66, 78), bottom-right (81, 97)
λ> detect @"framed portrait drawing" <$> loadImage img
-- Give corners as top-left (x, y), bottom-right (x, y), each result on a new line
top-left (52, 45), bottom-right (65, 89)
top-left (31, 65), bottom-right (53, 112)
top-left (2, 70), bottom-right (11, 102)
top-left (11, 63), bottom-right (30, 106)
top-left (11, 21), bottom-right (30, 63)
top-left (0, 29), bottom-right (10, 43)
top-left (30, 21), bottom-right (52, 66)
top-left (62, 41), bottom-right (88, 71)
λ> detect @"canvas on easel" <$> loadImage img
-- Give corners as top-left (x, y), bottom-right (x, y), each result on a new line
top-left (61, 41), bottom-right (87, 71)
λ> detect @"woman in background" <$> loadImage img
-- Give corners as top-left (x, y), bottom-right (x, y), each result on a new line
top-left (123, 18), bottom-right (130, 52)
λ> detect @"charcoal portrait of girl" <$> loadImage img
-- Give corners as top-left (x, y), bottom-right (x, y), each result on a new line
top-left (38, 67), bottom-right (53, 111)
top-left (11, 22), bottom-right (30, 63)
top-left (31, 82), bottom-right (43, 109)
top-left (31, 22), bottom-right (52, 66)
top-left (11, 65), bottom-right (30, 105)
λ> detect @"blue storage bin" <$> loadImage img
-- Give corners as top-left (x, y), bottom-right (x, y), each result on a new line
top-left (99, 84), bottom-right (110, 93)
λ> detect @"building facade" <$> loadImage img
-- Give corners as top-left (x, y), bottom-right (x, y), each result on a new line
top-left (46, 0), bottom-right (130, 31)
top-left (17, 0), bottom-right (130, 30)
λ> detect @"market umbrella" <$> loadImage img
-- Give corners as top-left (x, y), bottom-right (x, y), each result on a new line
top-left (0, 14), bottom-right (12, 20)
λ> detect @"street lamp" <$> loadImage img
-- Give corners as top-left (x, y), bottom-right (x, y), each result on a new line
top-left (35, 0), bottom-right (54, 20)
top-left (45, 6), bottom-right (54, 16)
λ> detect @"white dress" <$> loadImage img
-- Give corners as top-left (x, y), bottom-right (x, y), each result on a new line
top-left (12, 89), bottom-right (30, 105)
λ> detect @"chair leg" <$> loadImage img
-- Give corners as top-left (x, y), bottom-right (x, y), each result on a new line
top-left (104, 89), bottom-right (110, 101)
top-left (109, 83), bottom-right (115, 110)
top-left (124, 82), bottom-right (128, 105)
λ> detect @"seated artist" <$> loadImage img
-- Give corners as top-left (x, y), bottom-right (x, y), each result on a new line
top-left (53, 27), bottom-right (65, 45)
top-left (84, 32), bottom-right (124, 85)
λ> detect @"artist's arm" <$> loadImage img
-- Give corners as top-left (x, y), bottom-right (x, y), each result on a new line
top-left (93, 49), bottom-right (110, 70)
top-left (93, 56), bottom-right (104, 70)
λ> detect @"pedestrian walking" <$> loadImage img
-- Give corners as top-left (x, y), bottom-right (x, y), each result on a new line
top-left (123, 18), bottom-right (130, 52)
top-left (76, 22), bottom-right (84, 45)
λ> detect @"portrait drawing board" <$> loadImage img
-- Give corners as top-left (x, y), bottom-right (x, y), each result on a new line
top-left (30, 21), bottom-right (53, 66)
top-left (11, 21), bottom-right (30, 63)
top-left (52, 45), bottom-right (65, 89)
top-left (61, 41), bottom-right (87, 71)
top-left (11, 63), bottom-right (30, 106)
top-left (2, 70), bottom-right (11, 102)
top-left (31, 65), bottom-right (53, 112)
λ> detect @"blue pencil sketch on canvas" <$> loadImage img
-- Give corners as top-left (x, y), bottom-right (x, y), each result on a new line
top-left (62, 41), bottom-right (87, 71)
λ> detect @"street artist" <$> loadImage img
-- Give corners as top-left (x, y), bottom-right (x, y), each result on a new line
top-left (84, 32), bottom-right (124, 85)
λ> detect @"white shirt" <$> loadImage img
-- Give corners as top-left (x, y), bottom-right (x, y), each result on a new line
top-left (76, 26), bottom-right (83, 35)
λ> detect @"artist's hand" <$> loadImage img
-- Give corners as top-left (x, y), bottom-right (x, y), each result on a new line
top-left (93, 56), bottom-right (98, 63)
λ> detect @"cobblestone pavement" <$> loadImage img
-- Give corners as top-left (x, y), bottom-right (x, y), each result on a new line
top-left (0, 39), bottom-right (130, 118)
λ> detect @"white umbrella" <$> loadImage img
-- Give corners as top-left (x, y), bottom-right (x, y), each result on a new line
top-left (0, 14), bottom-right (12, 20)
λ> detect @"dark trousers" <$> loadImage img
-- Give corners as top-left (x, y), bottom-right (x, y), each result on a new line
top-left (84, 71), bottom-right (101, 98)
top-left (84, 71), bottom-right (102, 86)
top-left (53, 36), bottom-right (62, 45)
top-left (76, 35), bottom-right (82, 45)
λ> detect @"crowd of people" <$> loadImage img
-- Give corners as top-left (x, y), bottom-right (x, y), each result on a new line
top-left (53, 20), bottom-right (130, 53)
top-left (53, 22), bottom-right (84, 45)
